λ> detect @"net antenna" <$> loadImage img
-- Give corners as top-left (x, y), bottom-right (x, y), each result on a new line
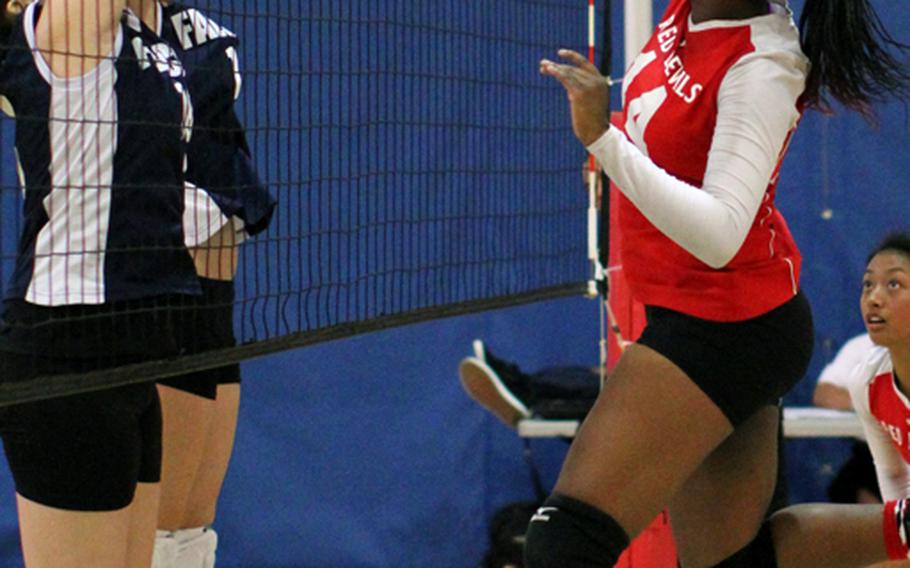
top-left (587, 0), bottom-right (653, 383)
top-left (0, 1), bottom-right (597, 407)
top-left (584, 0), bottom-right (620, 385)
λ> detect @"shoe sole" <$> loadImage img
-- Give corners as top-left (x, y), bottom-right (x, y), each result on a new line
top-left (459, 357), bottom-right (531, 428)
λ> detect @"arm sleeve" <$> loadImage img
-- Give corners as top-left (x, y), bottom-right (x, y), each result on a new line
top-left (818, 334), bottom-right (874, 388)
top-left (850, 378), bottom-right (910, 500)
top-left (586, 54), bottom-right (805, 268)
top-left (227, 42), bottom-right (242, 101)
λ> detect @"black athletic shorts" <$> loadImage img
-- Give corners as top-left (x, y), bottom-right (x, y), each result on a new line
top-left (0, 297), bottom-right (186, 511)
top-left (637, 290), bottom-right (813, 427)
top-left (158, 278), bottom-right (240, 400)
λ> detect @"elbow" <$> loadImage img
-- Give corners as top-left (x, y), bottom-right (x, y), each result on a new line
top-left (689, 214), bottom-right (752, 270)
top-left (813, 383), bottom-right (853, 411)
top-left (695, 217), bottom-right (748, 269)
top-left (700, 246), bottom-right (738, 270)
top-left (881, 473), bottom-right (910, 501)
top-left (811, 390), bottom-right (826, 408)
top-left (885, 472), bottom-right (905, 487)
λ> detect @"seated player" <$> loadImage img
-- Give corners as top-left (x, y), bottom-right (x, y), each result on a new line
top-left (458, 340), bottom-right (600, 428)
top-left (813, 332), bottom-right (881, 504)
top-left (851, 234), bottom-right (910, 544)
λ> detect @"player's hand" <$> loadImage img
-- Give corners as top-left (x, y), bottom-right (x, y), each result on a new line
top-left (540, 49), bottom-right (610, 147)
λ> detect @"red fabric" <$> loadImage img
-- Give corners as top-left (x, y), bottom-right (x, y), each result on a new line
top-left (883, 500), bottom-right (908, 560)
top-left (868, 372), bottom-right (910, 465)
top-left (615, 0), bottom-right (801, 321)
top-left (606, 177), bottom-right (646, 370)
top-left (616, 512), bottom-right (678, 568)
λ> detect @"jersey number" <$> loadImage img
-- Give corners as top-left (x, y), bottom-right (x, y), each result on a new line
top-left (625, 87), bottom-right (666, 155)
top-left (622, 50), bottom-right (668, 156)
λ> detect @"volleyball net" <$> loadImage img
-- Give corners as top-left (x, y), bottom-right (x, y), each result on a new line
top-left (0, 0), bottom-right (611, 405)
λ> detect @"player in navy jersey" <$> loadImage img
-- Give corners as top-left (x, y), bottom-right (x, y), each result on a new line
top-left (0, 0), bottom-right (198, 566)
top-left (127, 2), bottom-right (275, 566)
top-left (529, 1), bottom-right (910, 566)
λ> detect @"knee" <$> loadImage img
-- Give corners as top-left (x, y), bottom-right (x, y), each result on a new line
top-left (711, 521), bottom-right (777, 568)
top-left (524, 494), bottom-right (629, 568)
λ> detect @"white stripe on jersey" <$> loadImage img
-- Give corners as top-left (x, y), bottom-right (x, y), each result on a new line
top-left (24, 15), bottom-right (120, 306)
top-left (183, 181), bottom-right (246, 247)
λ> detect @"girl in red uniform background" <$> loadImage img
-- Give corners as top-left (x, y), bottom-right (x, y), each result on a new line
top-left (852, 234), bottom-right (910, 560)
top-left (529, 0), bottom-right (910, 566)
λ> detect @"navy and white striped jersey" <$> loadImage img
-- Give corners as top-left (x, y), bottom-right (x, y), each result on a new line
top-left (0, 3), bottom-right (199, 306)
top-left (158, 2), bottom-right (275, 247)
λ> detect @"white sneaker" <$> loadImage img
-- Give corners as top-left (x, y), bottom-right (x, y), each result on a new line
top-left (459, 356), bottom-right (531, 428)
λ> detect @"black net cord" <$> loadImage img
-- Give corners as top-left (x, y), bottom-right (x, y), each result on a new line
top-left (0, 283), bottom-right (585, 407)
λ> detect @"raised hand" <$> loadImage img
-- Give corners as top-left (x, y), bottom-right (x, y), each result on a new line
top-left (539, 48), bottom-right (611, 147)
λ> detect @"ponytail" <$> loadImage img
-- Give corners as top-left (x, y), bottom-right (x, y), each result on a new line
top-left (799, 0), bottom-right (910, 119)
top-left (1, 1), bottom-right (24, 40)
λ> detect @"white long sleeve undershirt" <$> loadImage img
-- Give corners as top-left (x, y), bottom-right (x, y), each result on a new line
top-left (587, 53), bottom-right (806, 269)
top-left (849, 350), bottom-right (910, 501)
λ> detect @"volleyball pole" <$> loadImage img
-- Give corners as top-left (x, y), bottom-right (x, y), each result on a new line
top-left (588, 0), bottom-right (652, 370)
top-left (585, 0), bottom-right (604, 303)
top-left (583, 0), bottom-right (621, 382)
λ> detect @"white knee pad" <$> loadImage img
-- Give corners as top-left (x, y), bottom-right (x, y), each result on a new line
top-left (153, 530), bottom-right (179, 568)
top-left (174, 527), bottom-right (218, 568)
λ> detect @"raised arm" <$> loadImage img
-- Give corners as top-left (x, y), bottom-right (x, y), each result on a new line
top-left (541, 48), bottom-right (806, 268)
top-left (583, 55), bottom-right (804, 268)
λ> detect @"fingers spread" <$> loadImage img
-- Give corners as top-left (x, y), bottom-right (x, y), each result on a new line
top-left (557, 49), bottom-right (598, 74)
top-left (542, 63), bottom-right (584, 96)
top-left (539, 59), bottom-right (568, 83)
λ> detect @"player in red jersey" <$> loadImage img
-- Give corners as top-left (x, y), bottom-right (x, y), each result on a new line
top-left (528, 0), bottom-right (910, 566)
top-left (852, 235), bottom-right (910, 560)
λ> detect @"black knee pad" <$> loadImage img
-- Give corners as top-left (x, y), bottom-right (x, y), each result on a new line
top-left (712, 522), bottom-right (777, 568)
top-left (523, 493), bottom-right (629, 568)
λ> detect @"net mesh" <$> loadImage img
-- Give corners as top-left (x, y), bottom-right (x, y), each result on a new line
top-left (0, 0), bottom-right (606, 404)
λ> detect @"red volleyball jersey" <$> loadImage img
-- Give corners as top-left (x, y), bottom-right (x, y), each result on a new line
top-left (617, 0), bottom-right (804, 321)
top-left (868, 372), bottom-right (910, 464)
top-left (852, 348), bottom-right (910, 500)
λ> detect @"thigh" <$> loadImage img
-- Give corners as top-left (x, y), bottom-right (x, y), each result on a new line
top-left (553, 343), bottom-right (734, 537)
top-left (17, 492), bottom-right (131, 568)
top-left (669, 405), bottom-right (780, 567)
top-left (126, 482), bottom-right (160, 568)
top-left (157, 385), bottom-right (216, 529)
top-left (183, 383), bottom-right (241, 527)
top-left (770, 503), bottom-right (889, 568)
top-left (638, 292), bottom-right (813, 427)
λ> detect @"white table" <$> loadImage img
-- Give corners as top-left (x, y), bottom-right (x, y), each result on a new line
top-left (517, 407), bottom-right (864, 439)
